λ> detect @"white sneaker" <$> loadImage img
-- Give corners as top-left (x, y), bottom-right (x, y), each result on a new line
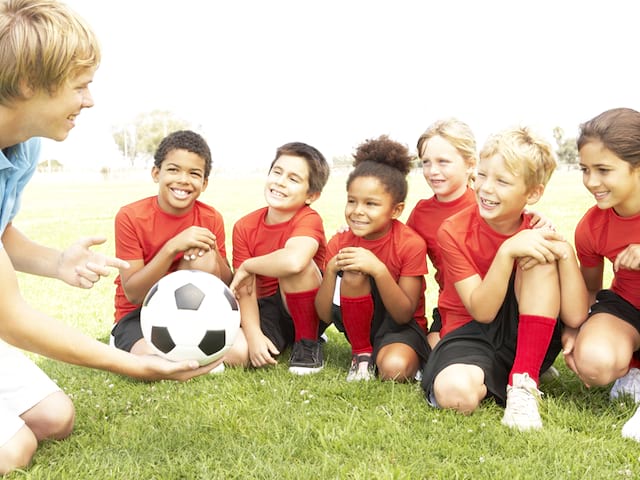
top-left (346, 353), bottom-right (374, 382)
top-left (501, 373), bottom-right (543, 431)
top-left (610, 368), bottom-right (640, 403)
top-left (622, 406), bottom-right (640, 441)
top-left (209, 363), bottom-right (225, 375)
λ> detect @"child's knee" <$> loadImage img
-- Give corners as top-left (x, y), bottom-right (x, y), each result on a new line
top-left (433, 367), bottom-right (485, 413)
top-left (0, 426), bottom-right (37, 475)
top-left (377, 355), bottom-right (413, 382)
top-left (574, 339), bottom-right (627, 386)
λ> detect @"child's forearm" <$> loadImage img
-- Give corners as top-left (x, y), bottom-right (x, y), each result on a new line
top-left (558, 250), bottom-right (589, 328)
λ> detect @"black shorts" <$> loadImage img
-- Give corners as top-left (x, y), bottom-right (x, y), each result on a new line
top-left (111, 307), bottom-right (143, 352)
top-left (421, 278), bottom-right (562, 406)
top-left (256, 289), bottom-right (329, 353)
top-left (429, 308), bottom-right (442, 334)
top-left (331, 280), bottom-right (430, 365)
top-left (257, 291), bottom-right (295, 354)
top-left (588, 289), bottom-right (640, 332)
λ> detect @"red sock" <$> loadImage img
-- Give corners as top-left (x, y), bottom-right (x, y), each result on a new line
top-left (510, 314), bottom-right (557, 385)
top-left (285, 289), bottom-right (320, 342)
top-left (340, 295), bottom-right (374, 355)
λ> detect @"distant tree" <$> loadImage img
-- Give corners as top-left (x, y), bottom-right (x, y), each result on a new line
top-left (332, 154), bottom-right (354, 168)
top-left (553, 126), bottom-right (579, 166)
top-left (37, 158), bottom-right (63, 173)
top-left (112, 110), bottom-right (191, 166)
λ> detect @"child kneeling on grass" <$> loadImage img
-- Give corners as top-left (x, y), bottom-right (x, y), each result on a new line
top-left (421, 126), bottom-right (587, 431)
top-left (226, 142), bottom-right (330, 374)
top-left (111, 130), bottom-right (232, 365)
top-left (563, 107), bottom-right (640, 441)
top-left (315, 135), bottom-right (430, 382)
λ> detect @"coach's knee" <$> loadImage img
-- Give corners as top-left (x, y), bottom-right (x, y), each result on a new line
top-left (25, 392), bottom-right (75, 441)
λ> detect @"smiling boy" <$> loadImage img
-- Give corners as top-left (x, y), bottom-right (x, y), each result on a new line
top-left (421, 126), bottom-right (587, 430)
top-left (112, 130), bottom-right (232, 356)
top-left (226, 142), bottom-right (330, 374)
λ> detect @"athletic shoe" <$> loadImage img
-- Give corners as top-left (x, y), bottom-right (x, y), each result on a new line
top-left (539, 365), bottom-right (560, 383)
top-left (622, 406), bottom-right (640, 441)
top-left (209, 363), bottom-right (225, 375)
top-left (501, 373), bottom-right (543, 431)
top-left (288, 338), bottom-right (324, 375)
top-left (346, 353), bottom-right (374, 382)
top-left (610, 368), bottom-right (640, 403)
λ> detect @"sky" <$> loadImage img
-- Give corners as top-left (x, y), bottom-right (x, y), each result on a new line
top-left (43, 0), bottom-right (640, 170)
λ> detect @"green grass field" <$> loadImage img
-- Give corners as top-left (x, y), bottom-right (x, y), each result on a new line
top-left (8, 168), bottom-right (638, 480)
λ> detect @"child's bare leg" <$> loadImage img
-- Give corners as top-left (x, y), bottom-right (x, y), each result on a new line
top-left (573, 313), bottom-right (640, 386)
top-left (223, 328), bottom-right (250, 368)
top-left (433, 364), bottom-right (486, 414)
top-left (377, 343), bottom-right (420, 382)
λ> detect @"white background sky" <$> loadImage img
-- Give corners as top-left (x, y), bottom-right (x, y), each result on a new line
top-left (43, 0), bottom-right (640, 170)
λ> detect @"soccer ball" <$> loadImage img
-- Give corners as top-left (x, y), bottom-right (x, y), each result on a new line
top-left (140, 270), bottom-right (240, 366)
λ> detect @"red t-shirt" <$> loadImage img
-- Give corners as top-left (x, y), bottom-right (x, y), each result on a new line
top-left (113, 196), bottom-right (227, 322)
top-left (406, 187), bottom-right (476, 291)
top-left (575, 205), bottom-right (640, 309)
top-left (232, 206), bottom-right (326, 299)
top-left (437, 205), bottom-right (534, 337)
top-left (324, 219), bottom-right (427, 329)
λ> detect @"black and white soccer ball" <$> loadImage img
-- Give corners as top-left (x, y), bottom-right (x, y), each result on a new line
top-left (140, 270), bottom-right (240, 366)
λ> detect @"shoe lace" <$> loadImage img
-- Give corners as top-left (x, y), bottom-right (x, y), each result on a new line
top-left (294, 340), bottom-right (318, 362)
top-left (508, 382), bottom-right (542, 415)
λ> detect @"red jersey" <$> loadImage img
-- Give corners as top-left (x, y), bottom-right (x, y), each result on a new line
top-left (575, 205), bottom-right (640, 309)
top-left (113, 196), bottom-right (227, 322)
top-left (407, 187), bottom-right (476, 291)
top-left (232, 205), bottom-right (326, 299)
top-left (325, 219), bottom-right (428, 329)
top-left (437, 204), bottom-right (534, 337)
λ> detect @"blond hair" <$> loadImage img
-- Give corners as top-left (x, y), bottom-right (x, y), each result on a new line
top-left (0, 0), bottom-right (100, 105)
top-left (480, 126), bottom-right (556, 191)
top-left (416, 117), bottom-right (477, 186)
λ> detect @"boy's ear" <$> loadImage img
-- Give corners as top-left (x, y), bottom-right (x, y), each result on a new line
top-left (151, 166), bottom-right (160, 182)
top-left (391, 202), bottom-right (405, 219)
top-left (305, 191), bottom-right (321, 205)
top-left (525, 184), bottom-right (545, 205)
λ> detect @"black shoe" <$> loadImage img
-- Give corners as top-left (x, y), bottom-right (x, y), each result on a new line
top-left (289, 338), bottom-right (324, 375)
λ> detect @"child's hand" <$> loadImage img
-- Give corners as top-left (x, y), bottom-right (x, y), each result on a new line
top-left (561, 326), bottom-right (587, 386)
top-left (335, 224), bottom-right (350, 234)
top-left (229, 265), bottom-right (255, 298)
top-left (60, 236), bottom-right (130, 289)
top-left (335, 247), bottom-right (384, 277)
top-left (526, 209), bottom-right (556, 231)
top-left (504, 228), bottom-right (566, 266)
top-left (613, 244), bottom-right (640, 272)
top-left (517, 238), bottom-right (572, 271)
top-left (170, 226), bottom-right (217, 257)
top-left (247, 332), bottom-right (279, 367)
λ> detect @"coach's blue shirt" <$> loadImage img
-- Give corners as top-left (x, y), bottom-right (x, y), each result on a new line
top-left (0, 137), bottom-right (40, 248)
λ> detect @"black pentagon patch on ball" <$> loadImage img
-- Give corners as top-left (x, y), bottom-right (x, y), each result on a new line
top-left (150, 326), bottom-right (176, 354)
top-left (223, 288), bottom-right (239, 311)
top-left (174, 283), bottom-right (205, 310)
top-left (199, 330), bottom-right (226, 355)
top-left (142, 283), bottom-right (159, 307)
